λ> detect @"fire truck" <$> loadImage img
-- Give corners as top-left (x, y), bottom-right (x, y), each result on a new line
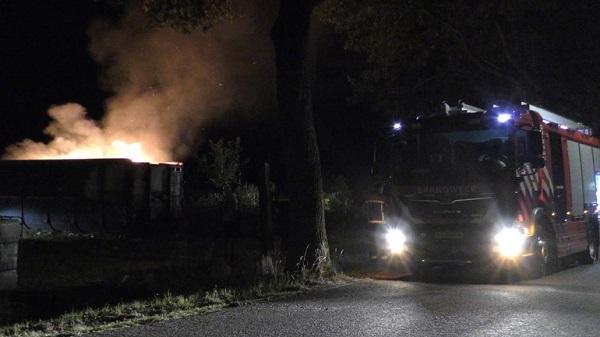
top-left (366, 102), bottom-right (600, 279)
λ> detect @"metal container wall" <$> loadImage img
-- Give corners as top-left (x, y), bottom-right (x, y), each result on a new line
top-left (0, 218), bottom-right (21, 290)
top-left (150, 164), bottom-right (183, 221)
top-left (0, 159), bottom-right (183, 234)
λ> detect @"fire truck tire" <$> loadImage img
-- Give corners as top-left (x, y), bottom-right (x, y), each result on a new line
top-left (409, 260), bottom-right (434, 281)
top-left (367, 249), bottom-right (387, 275)
top-left (580, 219), bottom-right (599, 265)
top-left (527, 226), bottom-right (557, 279)
top-left (411, 266), bottom-right (429, 281)
top-left (368, 256), bottom-right (382, 274)
top-left (580, 243), bottom-right (598, 265)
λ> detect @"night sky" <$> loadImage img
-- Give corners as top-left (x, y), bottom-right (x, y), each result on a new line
top-left (2, 1), bottom-right (600, 187)
top-left (0, 2), bottom-right (115, 150)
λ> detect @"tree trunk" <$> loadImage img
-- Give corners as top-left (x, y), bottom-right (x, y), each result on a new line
top-left (271, 0), bottom-right (330, 272)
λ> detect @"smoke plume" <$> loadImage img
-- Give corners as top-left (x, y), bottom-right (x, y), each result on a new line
top-left (4, 1), bottom-right (275, 163)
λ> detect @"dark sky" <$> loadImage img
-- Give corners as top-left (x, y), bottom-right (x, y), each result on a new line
top-left (532, 2), bottom-right (600, 125)
top-left (0, 1), bottom-right (116, 150)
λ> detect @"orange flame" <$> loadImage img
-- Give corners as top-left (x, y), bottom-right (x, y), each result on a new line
top-left (10, 139), bottom-right (159, 163)
top-left (51, 140), bottom-right (157, 163)
top-left (110, 140), bottom-right (147, 162)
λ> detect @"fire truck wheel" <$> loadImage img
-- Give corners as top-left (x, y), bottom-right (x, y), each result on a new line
top-left (409, 260), bottom-right (433, 281)
top-left (527, 227), bottom-right (557, 279)
top-left (580, 223), bottom-right (599, 264)
top-left (366, 250), bottom-right (386, 275)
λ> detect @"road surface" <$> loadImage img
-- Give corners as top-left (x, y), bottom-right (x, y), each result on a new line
top-left (91, 264), bottom-right (600, 337)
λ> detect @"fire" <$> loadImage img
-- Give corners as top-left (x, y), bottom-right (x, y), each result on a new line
top-left (23, 140), bottom-right (157, 163)
top-left (111, 140), bottom-right (147, 162)
top-left (42, 140), bottom-right (157, 163)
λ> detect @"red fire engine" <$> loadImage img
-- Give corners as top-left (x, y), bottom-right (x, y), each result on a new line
top-left (367, 102), bottom-right (599, 279)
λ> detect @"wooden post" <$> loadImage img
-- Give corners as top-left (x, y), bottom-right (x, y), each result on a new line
top-left (260, 162), bottom-right (273, 252)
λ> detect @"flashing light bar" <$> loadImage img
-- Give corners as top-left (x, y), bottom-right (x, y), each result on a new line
top-left (525, 103), bottom-right (592, 135)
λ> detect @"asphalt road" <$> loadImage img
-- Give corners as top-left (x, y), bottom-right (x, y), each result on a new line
top-left (91, 264), bottom-right (600, 337)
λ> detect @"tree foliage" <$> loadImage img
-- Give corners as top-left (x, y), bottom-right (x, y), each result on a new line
top-left (143, 0), bottom-right (233, 32)
top-left (319, 0), bottom-right (558, 114)
top-left (198, 137), bottom-right (242, 195)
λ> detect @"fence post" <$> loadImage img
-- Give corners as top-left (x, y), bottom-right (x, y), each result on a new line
top-left (259, 162), bottom-right (273, 252)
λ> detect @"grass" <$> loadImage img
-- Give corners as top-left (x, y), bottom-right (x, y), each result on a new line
top-left (1, 250), bottom-right (343, 337)
top-left (2, 291), bottom-right (219, 337)
top-left (1, 283), bottom-right (301, 337)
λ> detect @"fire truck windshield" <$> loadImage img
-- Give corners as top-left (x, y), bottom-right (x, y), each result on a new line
top-left (396, 127), bottom-right (511, 180)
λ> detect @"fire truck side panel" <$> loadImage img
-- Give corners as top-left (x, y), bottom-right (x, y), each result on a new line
top-left (566, 140), bottom-right (584, 216)
top-left (556, 138), bottom-right (598, 257)
top-left (593, 148), bottom-right (600, 172)
top-left (549, 134), bottom-right (566, 218)
top-left (580, 144), bottom-right (596, 207)
top-left (560, 137), bottom-right (571, 219)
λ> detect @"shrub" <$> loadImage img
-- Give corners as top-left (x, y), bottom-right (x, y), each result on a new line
top-left (197, 138), bottom-right (242, 196)
top-left (324, 175), bottom-right (354, 215)
top-left (236, 184), bottom-right (259, 212)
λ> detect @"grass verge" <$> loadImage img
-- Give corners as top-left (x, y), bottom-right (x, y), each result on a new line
top-left (1, 267), bottom-right (341, 337)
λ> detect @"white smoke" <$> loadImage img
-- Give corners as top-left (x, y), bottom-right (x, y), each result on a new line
top-left (4, 1), bottom-right (275, 162)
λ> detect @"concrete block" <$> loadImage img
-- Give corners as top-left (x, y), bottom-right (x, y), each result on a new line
top-left (0, 270), bottom-right (17, 290)
top-left (0, 219), bottom-right (22, 243)
top-left (0, 242), bottom-right (18, 271)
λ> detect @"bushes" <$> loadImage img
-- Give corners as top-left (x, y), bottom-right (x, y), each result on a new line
top-left (198, 138), bottom-right (243, 196)
top-left (188, 138), bottom-right (260, 234)
top-left (193, 138), bottom-right (259, 211)
top-left (236, 184), bottom-right (260, 212)
top-left (324, 175), bottom-right (354, 215)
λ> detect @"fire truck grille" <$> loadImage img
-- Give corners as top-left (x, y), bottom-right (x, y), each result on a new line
top-left (413, 225), bottom-right (493, 262)
top-left (408, 197), bottom-right (494, 219)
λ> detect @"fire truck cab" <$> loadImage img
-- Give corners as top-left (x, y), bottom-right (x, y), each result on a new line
top-left (368, 102), bottom-right (600, 279)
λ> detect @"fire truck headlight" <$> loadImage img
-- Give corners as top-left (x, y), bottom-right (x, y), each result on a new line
top-left (493, 227), bottom-right (527, 258)
top-left (496, 113), bottom-right (512, 123)
top-left (385, 228), bottom-right (407, 254)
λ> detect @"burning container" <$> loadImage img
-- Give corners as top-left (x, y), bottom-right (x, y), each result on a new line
top-left (0, 159), bottom-right (183, 234)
